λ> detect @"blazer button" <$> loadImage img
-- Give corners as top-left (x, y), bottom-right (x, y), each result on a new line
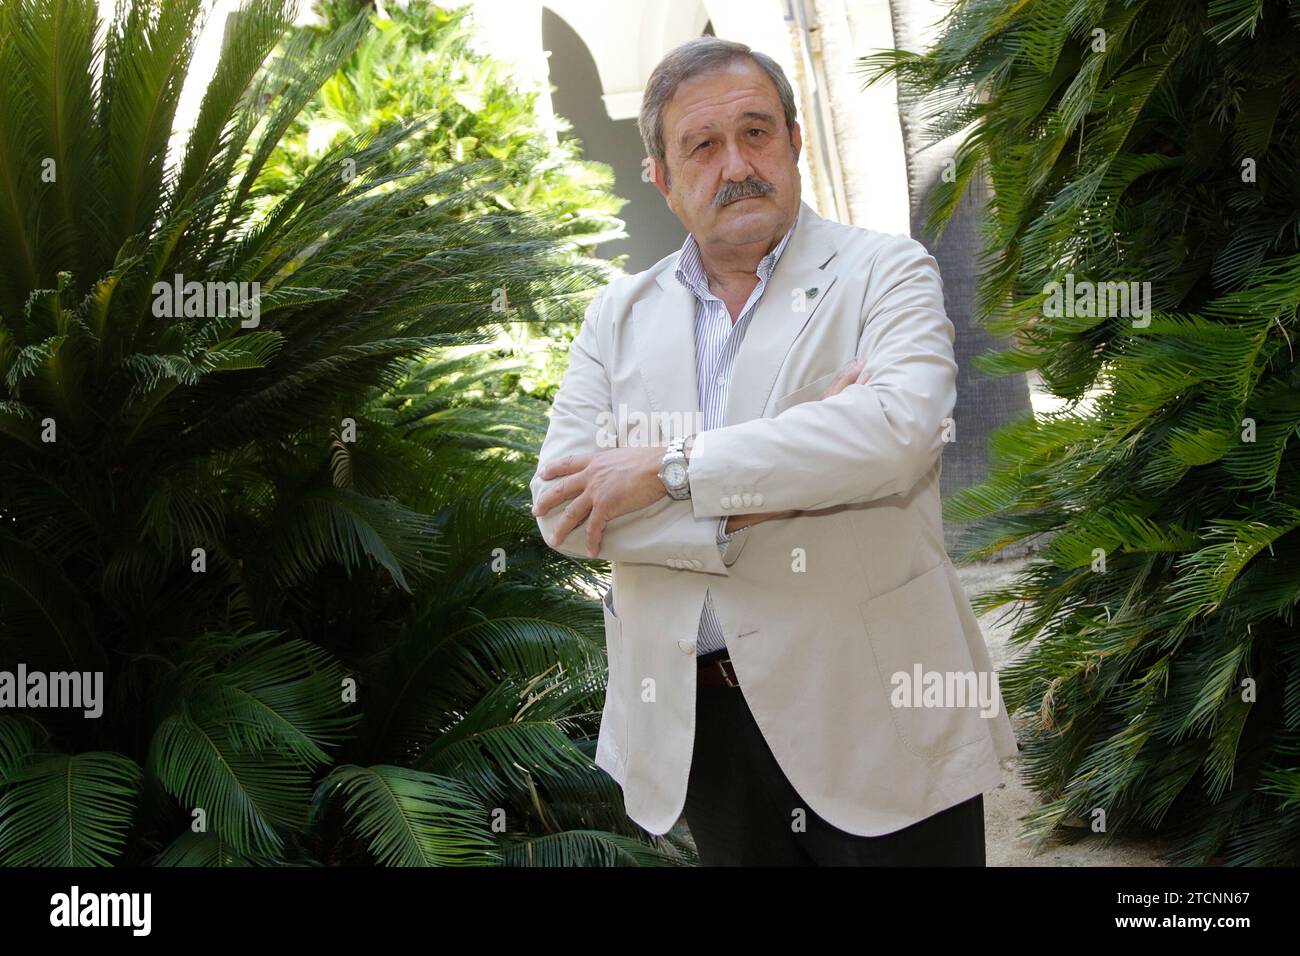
top-left (720, 497), bottom-right (731, 509)
top-left (690, 559), bottom-right (702, 569)
top-left (677, 639), bottom-right (696, 655)
top-left (752, 493), bottom-right (764, 506)
top-left (741, 493), bottom-right (753, 506)
top-left (729, 494), bottom-right (743, 509)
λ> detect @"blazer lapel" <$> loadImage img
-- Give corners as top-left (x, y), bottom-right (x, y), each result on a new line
top-left (632, 279), bottom-right (700, 430)
top-left (725, 203), bottom-right (840, 426)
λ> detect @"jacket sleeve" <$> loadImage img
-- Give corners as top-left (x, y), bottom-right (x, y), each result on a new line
top-left (686, 237), bottom-right (956, 516)
top-left (530, 286), bottom-right (732, 575)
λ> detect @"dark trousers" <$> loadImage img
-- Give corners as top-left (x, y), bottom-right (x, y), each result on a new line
top-left (682, 674), bottom-right (986, 866)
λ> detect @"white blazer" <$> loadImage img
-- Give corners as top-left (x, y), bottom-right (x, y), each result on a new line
top-left (532, 200), bottom-right (1018, 837)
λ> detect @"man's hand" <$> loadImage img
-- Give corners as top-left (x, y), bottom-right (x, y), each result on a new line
top-left (532, 445), bottom-right (667, 558)
top-left (822, 357), bottom-right (869, 399)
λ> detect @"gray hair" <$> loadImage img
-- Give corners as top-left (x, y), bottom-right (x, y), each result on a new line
top-left (638, 37), bottom-right (798, 172)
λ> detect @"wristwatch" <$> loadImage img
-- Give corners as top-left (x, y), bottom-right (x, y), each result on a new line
top-left (657, 436), bottom-right (692, 500)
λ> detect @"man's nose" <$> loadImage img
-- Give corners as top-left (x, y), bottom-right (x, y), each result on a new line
top-left (719, 138), bottom-right (757, 184)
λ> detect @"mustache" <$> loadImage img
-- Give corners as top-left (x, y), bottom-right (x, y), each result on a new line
top-left (713, 179), bottom-right (775, 208)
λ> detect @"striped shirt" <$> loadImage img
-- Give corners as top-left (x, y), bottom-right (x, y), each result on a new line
top-left (676, 209), bottom-right (800, 655)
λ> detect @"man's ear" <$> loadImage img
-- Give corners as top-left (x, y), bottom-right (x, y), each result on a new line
top-left (790, 120), bottom-right (803, 162)
top-left (648, 155), bottom-right (672, 200)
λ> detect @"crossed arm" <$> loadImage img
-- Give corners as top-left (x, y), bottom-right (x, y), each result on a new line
top-left (528, 288), bottom-right (744, 573)
top-left (530, 239), bottom-right (956, 567)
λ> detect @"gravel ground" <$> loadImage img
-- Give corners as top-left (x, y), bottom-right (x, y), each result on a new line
top-left (955, 554), bottom-right (1169, 867)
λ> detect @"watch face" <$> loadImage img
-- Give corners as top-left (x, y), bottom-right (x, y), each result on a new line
top-left (664, 461), bottom-right (687, 488)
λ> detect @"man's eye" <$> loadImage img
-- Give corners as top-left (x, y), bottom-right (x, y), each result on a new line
top-left (748, 128), bottom-right (766, 137)
top-left (693, 140), bottom-right (712, 152)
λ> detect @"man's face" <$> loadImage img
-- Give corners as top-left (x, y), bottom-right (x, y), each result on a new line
top-left (652, 58), bottom-right (802, 249)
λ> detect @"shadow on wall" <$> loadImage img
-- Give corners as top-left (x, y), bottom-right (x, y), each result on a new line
top-left (542, 7), bottom-right (691, 272)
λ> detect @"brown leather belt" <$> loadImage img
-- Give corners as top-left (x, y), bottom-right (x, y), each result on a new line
top-left (697, 650), bottom-right (740, 688)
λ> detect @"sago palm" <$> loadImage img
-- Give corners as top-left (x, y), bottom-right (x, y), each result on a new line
top-left (0, 0), bottom-right (687, 866)
top-left (863, 0), bottom-right (1300, 864)
top-left (261, 0), bottom-right (629, 402)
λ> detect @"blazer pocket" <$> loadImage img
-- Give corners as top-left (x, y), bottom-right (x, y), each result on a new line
top-left (771, 369), bottom-right (840, 416)
top-left (600, 588), bottom-right (630, 766)
top-left (858, 561), bottom-right (991, 759)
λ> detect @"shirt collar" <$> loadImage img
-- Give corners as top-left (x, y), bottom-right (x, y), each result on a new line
top-left (675, 207), bottom-right (801, 297)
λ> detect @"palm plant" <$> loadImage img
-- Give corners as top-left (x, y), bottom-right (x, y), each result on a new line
top-left (864, 0), bottom-right (1300, 865)
top-left (0, 0), bottom-right (687, 866)
top-left (263, 0), bottom-right (627, 402)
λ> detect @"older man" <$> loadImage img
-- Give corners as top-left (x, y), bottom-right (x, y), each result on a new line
top-left (531, 36), bottom-right (1017, 866)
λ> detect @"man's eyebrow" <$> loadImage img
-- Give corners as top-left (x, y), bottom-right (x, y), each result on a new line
top-left (677, 111), bottom-right (779, 147)
top-left (677, 122), bottom-right (717, 147)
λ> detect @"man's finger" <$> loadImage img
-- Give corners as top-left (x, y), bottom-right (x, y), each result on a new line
top-left (534, 475), bottom-right (582, 516)
top-left (533, 483), bottom-right (562, 517)
top-left (819, 371), bottom-right (850, 400)
top-left (586, 505), bottom-right (610, 558)
top-left (551, 494), bottom-right (592, 546)
top-left (821, 358), bottom-right (865, 400)
top-left (539, 454), bottom-right (590, 481)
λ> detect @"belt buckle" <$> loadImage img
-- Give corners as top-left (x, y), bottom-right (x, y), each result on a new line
top-left (716, 658), bottom-right (737, 688)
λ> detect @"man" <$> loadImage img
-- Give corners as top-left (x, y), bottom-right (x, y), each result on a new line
top-left (530, 36), bottom-right (1017, 866)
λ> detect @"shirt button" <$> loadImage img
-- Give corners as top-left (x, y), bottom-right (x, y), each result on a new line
top-left (715, 374), bottom-right (725, 385)
top-left (677, 640), bottom-right (696, 655)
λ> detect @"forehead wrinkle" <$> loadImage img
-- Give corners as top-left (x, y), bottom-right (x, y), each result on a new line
top-left (669, 84), bottom-right (782, 150)
top-left (678, 110), bottom-right (777, 147)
